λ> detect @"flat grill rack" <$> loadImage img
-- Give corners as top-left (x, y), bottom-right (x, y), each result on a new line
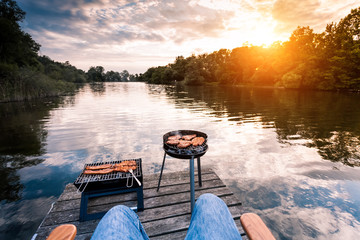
top-left (74, 158), bottom-right (142, 192)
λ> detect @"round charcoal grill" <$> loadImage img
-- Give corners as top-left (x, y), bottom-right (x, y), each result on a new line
top-left (158, 130), bottom-right (208, 213)
top-left (163, 130), bottom-right (208, 159)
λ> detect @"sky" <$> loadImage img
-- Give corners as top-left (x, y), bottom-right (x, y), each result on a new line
top-left (17, 0), bottom-right (359, 74)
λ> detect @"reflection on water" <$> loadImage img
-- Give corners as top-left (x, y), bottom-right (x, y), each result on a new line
top-left (0, 155), bottom-right (44, 202)
top-left (0, 98), bottom-right (75, 239)
top-left (0, 100), bottom-right (65, 202)
top-left (1, 83), bottom-right (360, 239)
top-left (171, 85), bottom-right (360, 167)
top-left (89, 82), bottom-right (106, 95)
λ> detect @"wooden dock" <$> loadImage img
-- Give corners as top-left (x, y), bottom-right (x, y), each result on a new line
top-left (33, 168), bottom-right (247, 240)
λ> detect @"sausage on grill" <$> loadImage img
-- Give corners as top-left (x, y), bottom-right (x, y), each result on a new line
top-left (85, 164), bottom-right (112, 170)
top-left (83, 168), bottom-right (114, 175)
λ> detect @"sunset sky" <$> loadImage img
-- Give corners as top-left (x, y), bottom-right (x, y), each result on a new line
top-left (17, 0), bottom-right (359, 74)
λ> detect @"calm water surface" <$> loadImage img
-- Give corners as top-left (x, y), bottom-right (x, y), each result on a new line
top-left (1, 82), bottom-right (360, 239)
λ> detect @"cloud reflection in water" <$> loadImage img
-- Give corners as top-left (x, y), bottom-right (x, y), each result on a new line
top-left (1, 83), bottom-right (360, 239)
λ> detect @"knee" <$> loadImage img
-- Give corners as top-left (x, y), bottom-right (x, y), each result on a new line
top-left (198, 193), bottom-right (220, 201)
top-left (105, 205), bottom-right (133, 218)
top-left (197, 193), bottom-right (224, 206)
top-left (109, 205), bottom-right (131, 211)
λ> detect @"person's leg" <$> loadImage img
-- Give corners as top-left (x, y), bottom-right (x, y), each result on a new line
top-left (91, 205), bottom-right (149, 240)
top-left (185, 193), bottom-right (242, 240)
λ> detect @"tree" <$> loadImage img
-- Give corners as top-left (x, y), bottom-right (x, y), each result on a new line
top-left (0, 0), bottom-right (40, 67)
top-left (328, 7), bottom-right (360, 89)
top-left (120, 70), bottom-right (130, 82)
top-left (104, 70), bottom-right (121, 82)
top-left (170, 56), bottom-right (189, 81)
top-left (0, 0), bottom-right (25, 22)
top-left (86, 66), bottom-right (105, 82)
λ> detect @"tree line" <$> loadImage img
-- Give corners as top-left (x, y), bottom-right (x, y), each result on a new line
top-left (137, 7), bottom-right (360, 91)
top-left (1, 0), bottom-right (359, 102)
top-left (0, 0), bottom-right (135, 102)
top-left (86, 66), bottom-right (139, 82)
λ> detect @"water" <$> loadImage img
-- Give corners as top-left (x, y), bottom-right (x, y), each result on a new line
top-left (1, 82), bottom-right (360, 239)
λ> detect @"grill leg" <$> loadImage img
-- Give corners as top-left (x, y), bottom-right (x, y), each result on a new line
top-left (197, 157), bottom-right (202, 187)
top-left (190, 155), bottom-right (195, 213)
top-left (137, 186), bottom-right (144, 211)
top-left (157, 152), bottom-right (167, 192)
top-left (79, 192), bottom-right (88, 221)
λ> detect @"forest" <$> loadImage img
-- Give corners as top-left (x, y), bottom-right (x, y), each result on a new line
top-left (1, 1), bottom-right (359, 102)
top-left (0, 0), bottom-right (135, 102)
top-left (137, 7), bottom-right (360, 91)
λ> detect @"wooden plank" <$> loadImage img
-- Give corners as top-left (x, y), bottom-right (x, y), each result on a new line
top-left (64, 169), bottom-right (214, 195)
top-left (36, 217), bottom-right (248, 240)
top-left (53, 192), bottom-right (136, 212)
top-left (37, 206), bottom-right (242, 239)
top-left (151, 230), bottom-right (187, 240)
top-left (138, 186), bottom-right (234, 210)
top-left (52, 176), bottom-right (223, 213)
top-left (57, 172), bottom-right (219, 202)
top-left (74, 233), bottom-right (92, 240)
top-left (45, 224), bottom-right (77, 240)
top-left (143, 168), bottom-right (214, 182)
top-left (145, 172), bottom-right (219, 189)
top-left (240, 213), bottom-right (276, 240)
top-left (35, 169), bottom-right (246, 240)
top-left (43, 186), bottom-right (234, 227)
top-left (143, 206), bottom-right (241, 238)
top-left (137, 195), bottom-right (241, 223)
top-left (35, 220), bottom-right (100, 240)
top-left (151, 224), bottom-right (247, 240)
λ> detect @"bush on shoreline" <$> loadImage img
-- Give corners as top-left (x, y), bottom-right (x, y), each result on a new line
top-left (0, 67), bottom-right (77, 102)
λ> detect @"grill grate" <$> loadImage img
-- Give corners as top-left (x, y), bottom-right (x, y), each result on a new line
top-left (74, 158), bottom-right (142, 192)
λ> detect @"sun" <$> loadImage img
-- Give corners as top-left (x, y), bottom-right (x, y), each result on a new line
top-left (222, 10), bottom-right (284, 47)
top-left (232, 21), bottom-right (281, 47)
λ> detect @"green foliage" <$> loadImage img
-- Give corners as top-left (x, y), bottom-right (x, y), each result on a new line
top-left (0, 0), bottom-right (40, 67)
top-left (87, 67), bottom-right (136, 82)
top-left (0, 1), bottom-right (85, 102)
top-left (0, 68), bottom-right (76, 102)
top-left (86, 66), bottom-right (105, 82)
top-left (38, 56), bottom-right (86, 83)
top-left (104, 70), bottom-right (121, 82)
top-left (137, 7), bottom-right (360, 91)
top-left (0, 0), bottom-right (139, 101)
top-left (281, 71), bottom-right (302, 89)
top-left (0, 0), bottom-right (25, 22)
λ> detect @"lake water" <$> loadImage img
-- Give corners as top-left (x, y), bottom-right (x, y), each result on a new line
top-left (1, 82), bottom-right (360, 240)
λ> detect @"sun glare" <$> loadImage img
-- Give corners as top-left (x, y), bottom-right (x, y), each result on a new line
top-left (245, 26), bottom-right (281, 47)
top-left (222, 8), bottom-right (285, 47)
top-left (232, 20), bottom-right (281, 47)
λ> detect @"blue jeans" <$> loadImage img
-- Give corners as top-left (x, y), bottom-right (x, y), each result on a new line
top-left (91, 193), bottom-right (242, 240)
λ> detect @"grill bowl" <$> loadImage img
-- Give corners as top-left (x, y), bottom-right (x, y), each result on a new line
top-left (163, 130), bottom-right (208, 159)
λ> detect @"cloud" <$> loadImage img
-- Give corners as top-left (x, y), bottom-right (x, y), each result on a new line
top-left (270, 0), bottom-right (360, 33)
top-left (20, 0), bottom-right (233, 47)
top-left (17, 0), bottom-right (238, 72)
top-left (17, 0), bottom-right (360, 73)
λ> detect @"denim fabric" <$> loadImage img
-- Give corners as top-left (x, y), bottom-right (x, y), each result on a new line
top-left (91, 193), bottom-right (241, 240)
top-left (185, 193), bottom-right (242, 240)
top-left (91, 205), bottom-right (149, 240)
